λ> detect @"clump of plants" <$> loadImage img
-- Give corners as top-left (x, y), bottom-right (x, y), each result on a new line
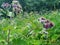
top-left (0, 0), bottom-right (23, 19)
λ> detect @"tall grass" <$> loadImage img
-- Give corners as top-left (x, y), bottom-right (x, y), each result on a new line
top-left (0, 11), bottom-right (60, 45)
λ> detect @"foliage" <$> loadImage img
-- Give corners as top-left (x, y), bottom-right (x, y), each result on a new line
top-left (19, 0), bottom-right (60, 12)
top-left (0, 0), bottom-right (60, 12)
top-left (0, 10), bottom-right (60, 45)
top-left (0, 1), bottom-right (23, 18)
top-left (0, 0), bottom-right (60, 45)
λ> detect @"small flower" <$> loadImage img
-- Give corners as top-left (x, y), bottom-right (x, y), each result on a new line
top-left (45, 20), bottom-right (50, 23)
top-left (38, 17), bottom-right (54, 29)
top-left (38, 17), bottom-right (46, 24)
top-left (12, 4), bottom-right (17, 8)
top-left (12, 0), bottom-right (23, 15)
top-left (1, 3), bottom-right (11, 9)
top-left (43, 22), bottom-right (54, 29)
top-left (43, 23), bottom-right (49, 29)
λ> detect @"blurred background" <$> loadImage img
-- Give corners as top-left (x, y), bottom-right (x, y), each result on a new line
top-left (0, 0), bottom-right (60, 12)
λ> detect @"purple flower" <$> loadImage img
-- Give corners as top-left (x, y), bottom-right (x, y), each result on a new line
top-left (38, 17), bottom-right (54, 29)
top-left (43, 22), bottom-right (54, 29)
top-left (43, 23), bottom-right (49, 29)
top-left (38, 17), bottom-right (46, 24)
top-left (12, 4), bottom-right (17, 8)
top-left (45, 20), bottom-right (50, 23)
top-left (1, 3), bottom-right (11, 9)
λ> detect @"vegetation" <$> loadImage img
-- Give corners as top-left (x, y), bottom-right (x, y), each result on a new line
top-left (0, 0), bottom-right (60, 12)
top-left (0, 10), bottom-right (60, 45)
top-left (0, 0), bottom-right (60, 45)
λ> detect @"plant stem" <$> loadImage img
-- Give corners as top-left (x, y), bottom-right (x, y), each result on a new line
top-left (7, 29), bottom-right (10, 45)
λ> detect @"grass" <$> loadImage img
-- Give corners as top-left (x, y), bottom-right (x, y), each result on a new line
top-left (0, 10), bottom-right (60, 45)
